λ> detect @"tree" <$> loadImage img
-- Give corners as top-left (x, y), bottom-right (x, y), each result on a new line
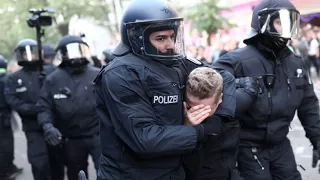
top-left (183, 0), bottom-right (230, 45)
top-left (0, 0), bottom-right (112, 59)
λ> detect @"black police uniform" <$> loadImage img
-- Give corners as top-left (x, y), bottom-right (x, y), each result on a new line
top-left (214, 1), bottom-right (320, 179)
top-left (0, 74), bottom-right (21, 180)
top-left (4, 39), bottom-right (53, 180)
top-left (5, 65), bottom-right (52, 180)
top-left (38, 64), bottom-right (101, 180)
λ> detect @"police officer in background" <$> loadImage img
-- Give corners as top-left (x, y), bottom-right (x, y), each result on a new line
top-left (214, 0), bottom-right (320, 179)
top-left (4, 39), bottom-right (51, 180)
top-left (94, 0), bottom-right (238, 179)
top-left (0, 55), bottom-right (23, 180)
top-left (37, 35), bottom-right (100, 180)
top-left (42, 44), bottom-right (57, 74)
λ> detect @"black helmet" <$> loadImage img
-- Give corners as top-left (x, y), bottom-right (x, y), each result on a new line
top-left (14, 39), bottom-right (40, 65)
top-left (56, 35), bottom-right (91, 68)
top-left (244, 0), bottom-right (300, 44)
top-left (0, 55), bottom-right (8, 75)
top-left (42, 44), bottom-right (56, 58)
top-left (113, 0), bottom-right (185, 61)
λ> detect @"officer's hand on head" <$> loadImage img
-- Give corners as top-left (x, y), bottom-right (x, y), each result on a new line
top-left (43, 123), bottom-right (62, 146)
top-left (311, 138), bottom-right (320, 173)
top-left (235, 77), bottom-right (259, 97)
top-left (183, 102), bottom-right (211, 126)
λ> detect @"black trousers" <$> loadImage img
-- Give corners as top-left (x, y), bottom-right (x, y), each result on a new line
top-left (238, 138), bottom-right (301, 180)
top-left (65, 134), bottom-right (101, 180)
top-left (0, 126), bottom-right (14, 174)
top-left (25, 131), bottom-right (51, 180)
top-left (48, 144), bottom-right (66, 180)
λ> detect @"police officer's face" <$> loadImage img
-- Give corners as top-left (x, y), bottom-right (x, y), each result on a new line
top-left (149, 30), bottom-right (175, 54)
top-left (185, 94), bottom-right (222, 116)
top-left (273, 18), bottom-right (282, 34)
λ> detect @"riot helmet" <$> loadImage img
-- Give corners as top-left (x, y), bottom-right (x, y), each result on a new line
top-left (56, 35), bottom-right (91, 68)
top-left (113, 0), bottom-right (185, 61)
top-left (14, 39), bottom-right (41, 66)
top-left (244, 0), bottom-right (300, 45)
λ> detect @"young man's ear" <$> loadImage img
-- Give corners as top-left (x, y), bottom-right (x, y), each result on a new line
top-left (218, 93), bottom-right (223, 105)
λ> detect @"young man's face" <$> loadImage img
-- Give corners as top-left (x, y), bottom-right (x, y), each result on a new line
top-left (185, 93), bottom-right (222, 116)
top-left (149, 29), bottom-right (175, 54)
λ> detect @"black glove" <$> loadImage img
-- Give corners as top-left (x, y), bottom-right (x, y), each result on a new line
top-left (43, 123), bottom-right (62, 146)
top-left (235, 77), bottom-right (259, 97)
top-left (194, 115), bottom-right (222, 142)
top-left (311, 138), bottom-right (320, 173)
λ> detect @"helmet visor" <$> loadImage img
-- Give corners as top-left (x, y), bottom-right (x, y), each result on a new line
top-left (16, 45), bottom-right (40, 61)
top-left (56, 43), bottom-right (91, 60)
top-left (259, 9), bottom-right (300, 39)
top-left (142, 19), bottom-right (185, 59)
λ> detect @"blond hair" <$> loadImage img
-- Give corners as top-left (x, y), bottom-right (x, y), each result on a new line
top-left (186, 67), bottom-right (223, 103)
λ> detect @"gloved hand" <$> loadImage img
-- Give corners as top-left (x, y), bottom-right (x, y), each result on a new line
top-left (311, 138), bottom-right (320, 173)
top-left (43, 123), bottom-right (62, 146)
top-left (235, 77), bottom-right (259, 97)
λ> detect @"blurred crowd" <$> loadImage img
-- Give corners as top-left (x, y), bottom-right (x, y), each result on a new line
top-left (184, 25), bottom-right (320, 73)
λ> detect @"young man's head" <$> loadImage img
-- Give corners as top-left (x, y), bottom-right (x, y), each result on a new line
top-left (185, 67), bottom-right (223, 116)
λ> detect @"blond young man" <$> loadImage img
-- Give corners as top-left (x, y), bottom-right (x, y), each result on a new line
top-left (183, 67), bottom-right (227, 179)
top-left (183, 67), bottom-right (223, 125)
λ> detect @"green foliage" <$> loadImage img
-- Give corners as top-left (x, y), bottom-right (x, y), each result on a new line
top-left (0, 0), bottom-right (109, 59)
top-left (184, 0), bottom-right (230, 43)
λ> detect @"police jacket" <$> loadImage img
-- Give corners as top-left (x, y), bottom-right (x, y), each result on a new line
top-left (215, 43), bottom-right (320, 147)
top-left (4, 66), bottom-right (52, 132)
top-left (37, 65), bottom-right (100, 138)
top-left (0, 75), bottom-right (11, 130)
top-left (94, 52), bottom-right (236, 180)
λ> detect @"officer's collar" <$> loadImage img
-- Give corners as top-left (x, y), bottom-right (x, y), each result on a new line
top-left (112, 41), bottom-right (130, 56)
top-left (256, 42), bottom-right (290, 61)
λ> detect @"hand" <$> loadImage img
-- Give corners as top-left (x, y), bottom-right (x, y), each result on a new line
top-left (184, 102), bottom-right (211, 126)
top-left (312, 139), bottom-right (320, 173)
top-left (43, 124), bottom-right (62, 146)
top-left (235, 77), bottom-right (259, 97)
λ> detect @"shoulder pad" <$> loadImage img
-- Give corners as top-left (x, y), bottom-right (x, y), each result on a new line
top-left (186, 56), bottom-right (202, 65)
top-left (292, 53), bottom-right (302, 59)
top-left (93, 65), bottom-right (107, 84)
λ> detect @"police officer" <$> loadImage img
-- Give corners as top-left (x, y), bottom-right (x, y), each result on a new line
top-left (42, 44), bottom-right (57, 74)
top-left (94, 0), bottom-right (237, 179)
top-left (4, 39), bottom-right (51, 180)
top-left (37, 35), bottom-right (101, 180)
top-left (0, 55), bottom-right (23, 180)
top-left (214, 0), bottom-right (320, 179)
